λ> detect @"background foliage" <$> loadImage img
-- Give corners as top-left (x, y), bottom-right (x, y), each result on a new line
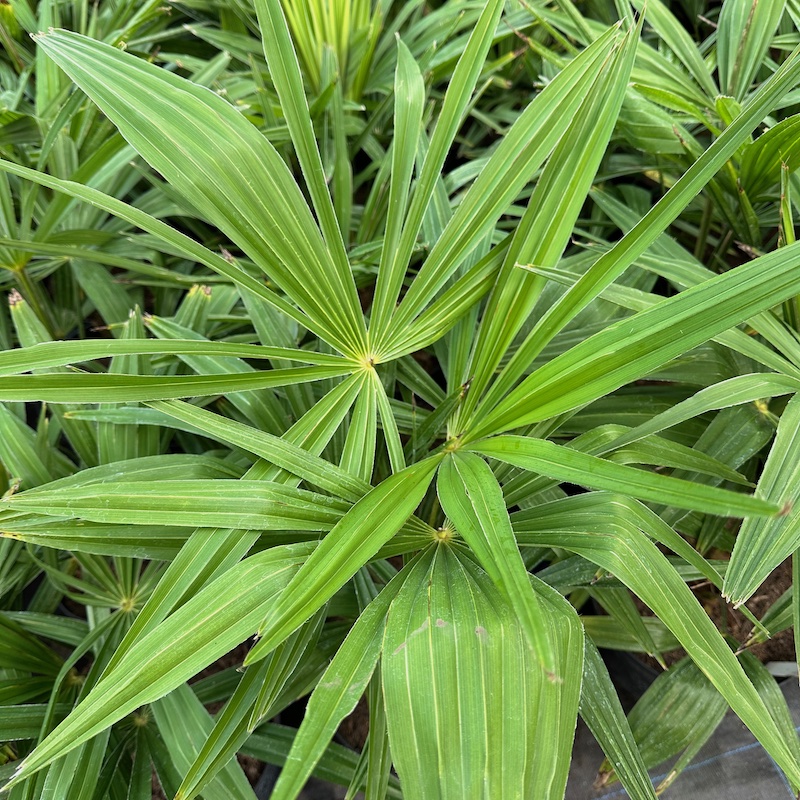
top-left (2, 0), bottom-right (800, 798)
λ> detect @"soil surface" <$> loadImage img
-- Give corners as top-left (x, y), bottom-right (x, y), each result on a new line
top-left (635, 556), bottom-right (795, 671)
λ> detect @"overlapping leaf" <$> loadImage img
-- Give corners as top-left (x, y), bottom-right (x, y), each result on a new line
top-left (35, 30), bottom-right (366, 354)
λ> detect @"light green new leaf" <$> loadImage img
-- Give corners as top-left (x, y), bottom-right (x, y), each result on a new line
top-left (253, 0), bottom-right (357, 298)
top-left (245, 455), bottom-right (441, 665)
top-left (5, 543), bottom-right (315, 786)
top-left (437, 451), bottom-right (554, 676)
top-left (470, 436), bottom-right (777, 518)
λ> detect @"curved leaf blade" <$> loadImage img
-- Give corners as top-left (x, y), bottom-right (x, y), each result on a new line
top-left (0, 365), bottom-right (351, 403)
top-left (2, 480), bottom-right (350, 530)
top-left (269, 556), bottom-right (417, 800)
top-left (725, 393), bottom-right (800, 603)
top-left (472, 239), bottom-right (800, 437)
top-left (437, 451), bottom-right (554, 675)
top-left (471, 436), bottom-right (778, 518)
top-left (580, 638), bottom-right (658, 800)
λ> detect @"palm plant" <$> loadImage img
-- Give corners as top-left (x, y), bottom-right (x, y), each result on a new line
top-left (3, 1), bottom-right (800, 798)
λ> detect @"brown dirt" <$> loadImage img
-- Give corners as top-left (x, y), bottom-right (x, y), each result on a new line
top-left (635, 557), bottom-right (795, 671)
top-left (152, 773), bottom-right (166, 800)
top-left (707, 556), bottom-right (794, 663)
top-left (338, 695), bottom-right (371, 751)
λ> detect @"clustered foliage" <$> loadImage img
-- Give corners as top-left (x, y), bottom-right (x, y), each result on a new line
top-left (2, 1), bottom-right (800, 798)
